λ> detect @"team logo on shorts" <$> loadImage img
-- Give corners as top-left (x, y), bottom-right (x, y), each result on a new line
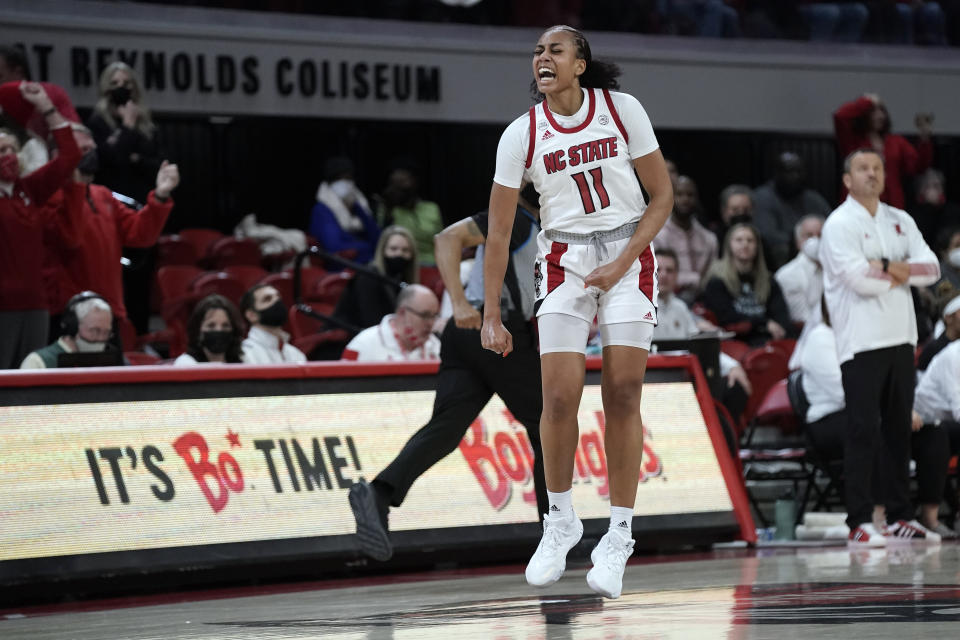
top-left (534, 261), bottom-right (543, 297)
top-left (598, 114), bottom-right (609, 125)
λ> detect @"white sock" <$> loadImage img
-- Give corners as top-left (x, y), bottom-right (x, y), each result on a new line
top-left (610, 506), bottom-right (633, 539)
top-left (547, 489), bottom-right (573, 520)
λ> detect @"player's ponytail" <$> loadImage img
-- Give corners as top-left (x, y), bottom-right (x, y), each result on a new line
top-left (529, 26), bottom-right (621, 101)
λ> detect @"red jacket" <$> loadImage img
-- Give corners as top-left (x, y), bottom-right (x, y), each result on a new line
top-left (833, 96), bottom-right (933, 209)
top-left (43, 184), bottom-right (173, 319)
top-left (0, 126), bottom-right (81, 311)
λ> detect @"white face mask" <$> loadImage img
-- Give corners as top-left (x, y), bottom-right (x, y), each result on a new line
top-left (949, 247), bottom-right (960, 269)
top-left (330, 179), bottom-right (355, 202)
top-left (801, 236), bottom-right (820, 262)
top-left (75, 336), bottom-right (108, 352)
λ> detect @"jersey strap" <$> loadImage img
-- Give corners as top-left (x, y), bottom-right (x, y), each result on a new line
top-left (601, 89), bottom-right (629, 143)
top-left (525, 106), bottom-right (536, 169)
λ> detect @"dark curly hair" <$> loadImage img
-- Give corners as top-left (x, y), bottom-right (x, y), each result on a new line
top-left (530, 26), bottom-right (621, 102)
top-left (185, 294), bottom-right (245, 363)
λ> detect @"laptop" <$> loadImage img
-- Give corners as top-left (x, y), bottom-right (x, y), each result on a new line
top-left (57, 350), bottom-right (125, 368)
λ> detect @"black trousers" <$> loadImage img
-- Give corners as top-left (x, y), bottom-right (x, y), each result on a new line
top-left (375, 313), bottom-right (548, 517)
top-left (839, 344), bottom-right (916, 528)
top-left (807, 408), bottom-right (950, 508)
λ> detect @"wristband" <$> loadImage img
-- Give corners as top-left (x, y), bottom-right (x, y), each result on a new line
top-left (881, 257), bottom-right (890, 273)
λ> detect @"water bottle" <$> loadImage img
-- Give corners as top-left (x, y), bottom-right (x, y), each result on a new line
top-left (774, 489), bottom-right (796, 541)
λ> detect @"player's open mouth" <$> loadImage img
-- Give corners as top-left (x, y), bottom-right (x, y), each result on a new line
top-left (538, 68), bottom-right (556, 80)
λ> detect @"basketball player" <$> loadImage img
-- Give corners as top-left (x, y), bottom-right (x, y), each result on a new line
top-left (481, 26), bottom-right (673, 599)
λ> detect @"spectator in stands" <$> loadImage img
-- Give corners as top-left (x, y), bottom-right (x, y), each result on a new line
top-left (701, 223), bottom-right (793, 345)
top-left (86, 61), bottom-right (161, 203)
top-left (752, 152), bottom-right (831, 268)
top-left (86, 62), bottom-right (166, 333)
top-left (655, 247), bottom-right (751, 425)
top-left (341, 284), bottom-right (441, 361)
top-left (240, 283), bottom-right (306, 364)
top-left (376, 165), bottom-right (443, 264)
top-left (174, 294), bottom-right (245, 365)
top-left (20, 293), bottom-right (114, 369)
top-left (911, 169), bottom-right (960, 249)
top-left (0, 82), bottom-right (81, 369)
top-left (0, 46), bottom-right (80, 171)
top-left (797, 1), bottom-right (870, 42)
top-left (711, 184), bottom-right (755, 252)
top-left (833, 93), bottom-right (933, 209)
top-left (42, 123), bottom-right (178, 339)
top-left (820, 148), bottom-right (942, 545)
top-left (774, 214), bottom-right (824, 324)
top-left (933, 225), bottom-right (960, 289)
top-left (799, 296), bottom-right (953, 540)
top-left (660, 0), bottom-right (742, 37)
top-left (308, 156), bottom-right (380, 264)
top-left (334, 225), bottom-right (420, 329)
top-left (654, 175), bottom-right (718, 303)
top-left (917, 288), bottom-right (960, 370)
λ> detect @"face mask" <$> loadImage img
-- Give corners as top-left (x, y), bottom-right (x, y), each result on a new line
top-left (75, 336), bottom-right (108, 352)
top-left (330, 179), bottom-right (354, 201)
top-left (801, 236), bottom-right (820, 262)
top-left (257, 299), bottom-right (287, 328)
top-left (384, 255), bottom-right (411, 277)
top-left (201, 330), bottom-right (233, 354)
top-left (0, 154), bottom-right (20, 182)
top-left (949, 248), bottom-right (960, 269)
top-left (109, 86), bottom-right (132, 106)
top-left (76, 149), bottom-right (99, 176)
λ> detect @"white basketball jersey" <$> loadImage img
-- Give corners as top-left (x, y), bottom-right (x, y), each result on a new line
top-left (523, 88), bottom-right (649, 233)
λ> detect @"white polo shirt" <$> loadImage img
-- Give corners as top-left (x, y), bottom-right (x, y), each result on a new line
top-left (798, 323), bottom-right (846, 424)
top-left (914, 340), bottom-right (960, 424)
top-left (341, 314), bottom-right (441, 362)
top-left (775, 252), bottom-right (822, 324)
top-left (241, 326), bottom-right (307, 364)
top-left (820, 195), bottom-right (940, 364)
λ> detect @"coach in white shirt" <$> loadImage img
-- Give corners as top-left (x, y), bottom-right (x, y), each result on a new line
top-left (775, 214), bottom-right (824, 324)
top-left (820, 148), bottom-right (941, 545)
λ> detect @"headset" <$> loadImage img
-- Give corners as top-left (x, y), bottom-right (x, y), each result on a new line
top-left (60, 291), bottom-right (110, 338)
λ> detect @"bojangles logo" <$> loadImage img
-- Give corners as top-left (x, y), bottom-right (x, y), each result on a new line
top-left (457, 409), bottom-right (663, 511)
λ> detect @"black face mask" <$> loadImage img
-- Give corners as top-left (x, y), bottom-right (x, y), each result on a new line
top-left (383, 256), bottom-right (411, 278)
top-left (200, 330), bottom-right (233, 355)
top-left (109, 86), bottom-right (132, 106)
top-left (257, 299), bottom-right (287, 328)
top-left (77, 149), bottom-right (99, 177)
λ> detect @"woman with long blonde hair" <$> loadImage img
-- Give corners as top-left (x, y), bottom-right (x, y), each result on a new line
top-left (700, 223), bottom-right (794, 345)
top-left (86, 61), bottom-right (161, 203)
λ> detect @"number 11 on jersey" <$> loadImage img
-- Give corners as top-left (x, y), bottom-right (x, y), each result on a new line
top-left (571, 167), bottom-right (610, 215)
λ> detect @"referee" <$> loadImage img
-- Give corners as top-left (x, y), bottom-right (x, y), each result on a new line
top-left (349, 184), bottom-right (547, 561)
top-left (820, 148), bottom-right (941, 546)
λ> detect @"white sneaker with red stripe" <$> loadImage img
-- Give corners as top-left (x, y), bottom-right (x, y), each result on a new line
top-left (886, 519), bottom-right (942, 544)
top-left (847, 522), bottom-right (887, 548)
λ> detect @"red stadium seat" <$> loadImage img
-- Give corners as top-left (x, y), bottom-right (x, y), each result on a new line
top-left (312, 271), bottom-right (354, 306)
top-left (115, 315), bottom-right (139, 352)
top-left (290, 266), bottom-right (328, 302)
top-left (156, 266), bottom-right (203, 302)
top-left (767, 338), bottom-right (798, 361)
top-left (156, 235), bottom-right (198, 267)
top-left (125, 352), bottom-right (163, 366)
top-left (208, 237), bottom-right (262, 268)
top-left (223, 265), bottom-right (268, 290)
top-left (740, 345), bottom-right (791, 435)
top-left (191, 272), bottom-right (246, 308)
top-left (178, 228), bottom-right (224, 262)
top-left (292, 329), bottom-right (352, 361)
top-left (261, 272), bottom-right (294, 306)
top-left (720, 339), bottom-right (751, 363)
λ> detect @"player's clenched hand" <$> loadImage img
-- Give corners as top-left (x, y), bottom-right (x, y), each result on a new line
top-left (584, 258), bottom-right (629, 292)
top-left (453, 300), bottom-right (482, 330)
top-left (481, 318), bottom-right (513, 357)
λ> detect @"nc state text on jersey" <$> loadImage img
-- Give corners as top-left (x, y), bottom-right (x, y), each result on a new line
top-left (543, 136), bottom-right (619, 174)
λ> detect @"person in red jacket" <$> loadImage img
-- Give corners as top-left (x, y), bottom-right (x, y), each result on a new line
top-left (0, 82), bottom-right (81, 369)
top-left (42, 123), bottom-right (179, 340)
top-left (833, 93), bottom-right (933, 209)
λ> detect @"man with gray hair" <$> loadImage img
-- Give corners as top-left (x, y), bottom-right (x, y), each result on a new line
top-left (341, 284), bottom-right (441, 362)
top-left (774, 214), bottom-right (825, 324)
top-left (20, 292), bottom-right (114, 369)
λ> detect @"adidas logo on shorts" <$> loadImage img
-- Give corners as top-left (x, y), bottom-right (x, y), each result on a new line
top-left (643, 311), bottom-right (653, 320)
